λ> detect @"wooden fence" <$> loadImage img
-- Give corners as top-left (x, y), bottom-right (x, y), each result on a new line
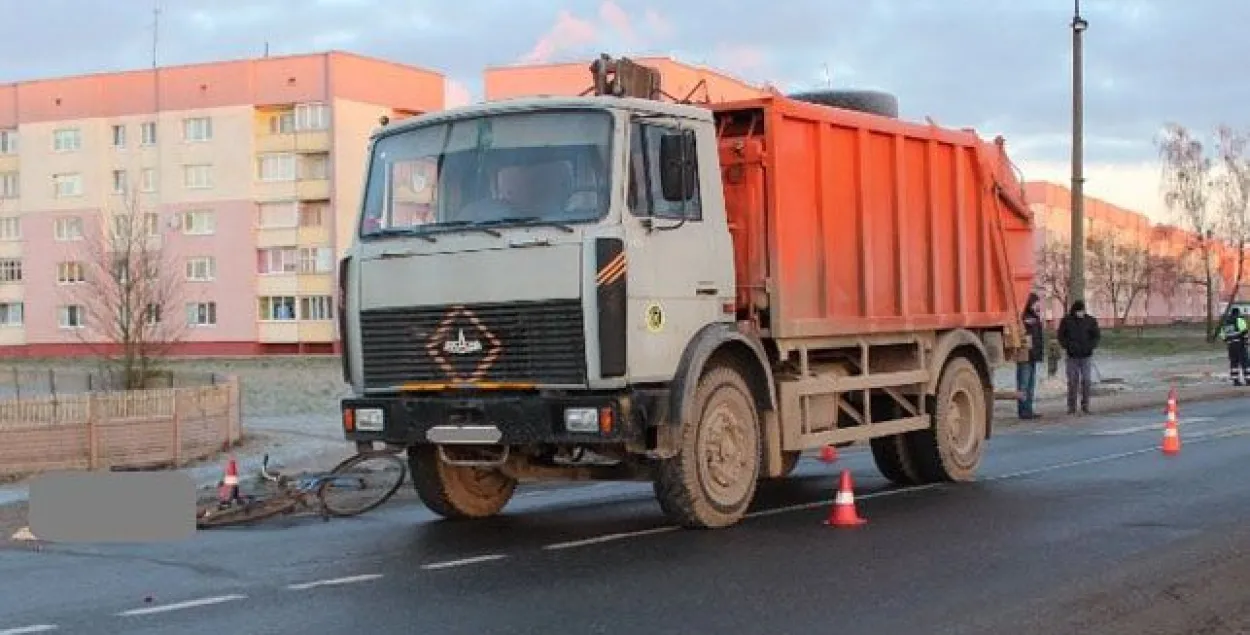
top-left (0, 376), bottom-right (242, 477)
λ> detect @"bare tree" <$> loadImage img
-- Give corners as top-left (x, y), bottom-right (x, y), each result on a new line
top-left (1157, 123), bottom-right (1220, 341)
top-left (1144, 252), bottom-right (1181, 321)
top-left (1088, 229), bottom-right (1150, 326)
top-left (1215, 125), bottom-right (1250, 315)
top-left (61, 192), bottom-right (185, 389)
top-left (1037, 235), bottom-right (1072, 318)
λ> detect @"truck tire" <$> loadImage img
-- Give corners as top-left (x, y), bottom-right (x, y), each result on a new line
top-left (788, 89), bottom-right (899, 118)
top-left (908, 356), bottom-right (988, 483)
top-left (408, 445), bottom-right (517, 519)
top-left (764, 450), bottom-right (802, 480)
top-left (653, 365), bottom-right (762, 528)
top-left (869, 397), bottom-right (924, 485)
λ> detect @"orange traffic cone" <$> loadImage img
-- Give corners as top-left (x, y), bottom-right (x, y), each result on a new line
top-left (819, 445), bottom-right (838, 463)
top-left (217, 456), bottom-right (240, 502)
top-left (1162, 388), bottom-right (1181, 456)
top-left (824, 469), bottom-right (867, 527)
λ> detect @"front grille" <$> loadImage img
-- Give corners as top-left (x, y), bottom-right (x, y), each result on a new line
top-left (359, 300), bottom-right (586, 387)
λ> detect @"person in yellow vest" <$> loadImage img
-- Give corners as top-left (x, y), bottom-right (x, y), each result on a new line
top-left (1221, 307), bottom-right (1250, 386)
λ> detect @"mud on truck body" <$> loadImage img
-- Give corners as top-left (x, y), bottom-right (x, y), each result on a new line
top-left (338, 56), bottom-right (1036, 529)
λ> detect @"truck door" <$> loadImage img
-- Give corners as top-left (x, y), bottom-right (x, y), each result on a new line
top-left (623, 117), bottom-right (734, 382)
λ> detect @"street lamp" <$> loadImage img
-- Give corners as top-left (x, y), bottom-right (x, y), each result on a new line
top-left (1069, 0), bottom-right (1089, 305)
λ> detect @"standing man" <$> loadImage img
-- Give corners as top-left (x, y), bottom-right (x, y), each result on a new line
top-left (1017, 292), bottom-right (1045, 420)
top-left (1220, 306), bottom-right (1249, 386)
top-left (1057, 299), bottom-right (1101, 415)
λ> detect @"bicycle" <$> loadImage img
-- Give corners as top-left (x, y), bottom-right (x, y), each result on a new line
top-left (195, 450), bottom-right (407, 529)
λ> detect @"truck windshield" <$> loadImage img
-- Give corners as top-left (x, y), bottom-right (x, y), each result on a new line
top-left (359, 109), bottom-right (613, 237)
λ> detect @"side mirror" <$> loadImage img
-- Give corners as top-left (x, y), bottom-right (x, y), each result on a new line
top-left (658, 131), bottom-right (697, 202)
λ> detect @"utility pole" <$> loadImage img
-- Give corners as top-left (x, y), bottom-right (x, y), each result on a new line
top-left (151, 3), bottom-right (161, 68)
top-left (1069, 0), bottom-right (1088, 304)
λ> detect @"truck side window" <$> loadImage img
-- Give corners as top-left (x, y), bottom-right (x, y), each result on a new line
top-left (628, 122), bottom-right (702, 221)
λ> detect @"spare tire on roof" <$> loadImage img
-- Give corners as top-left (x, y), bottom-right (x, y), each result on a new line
top-left (787, 89), bottom-right (899, 118)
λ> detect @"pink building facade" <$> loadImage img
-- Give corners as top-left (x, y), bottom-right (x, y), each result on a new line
top-left (0, 51), bottom-right (444, 356)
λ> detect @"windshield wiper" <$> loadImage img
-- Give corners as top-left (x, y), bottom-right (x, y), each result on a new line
top-left (476, 216), bottom-right (575, 233)
top-left (369, 226), bottom-right (439, 243)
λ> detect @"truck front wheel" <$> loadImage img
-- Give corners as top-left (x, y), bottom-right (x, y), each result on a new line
top-left (909, 356), bottom-right (988, 483)
top-left (409, 446), bottom-right (517, 519)
top-left (653, 365), bottom-right (762, 529)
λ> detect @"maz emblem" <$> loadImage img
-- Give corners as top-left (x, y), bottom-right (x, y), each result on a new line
top-left (442, 329), bottom-right (484, 355)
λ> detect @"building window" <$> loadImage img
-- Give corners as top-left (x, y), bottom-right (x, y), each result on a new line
top-left (144, 303), bottom-right (162, 325)
top-left (112, 169), bottom-right (128, 195)
top-left (54, 216), bottom-right (84, 241)
top-left (269, 112), bottom-right (295, 134)
top-left (295, 103), bottom-right (330, 131)
top-left (111, 212), bottom-right (159, 239)
top-left (0, 172), bottom-right (17, 199)
top-left (0, 217), bottom-right (18, 241)
top-left (257, 201), bottom-right (298, 228)
top-left (57, 261), bottom-right (86, 284)
top-left (52, 128), bottom-right (82, 152)
top-left (300, 295), bottom-right (334, 321)
top-left (298, 247), bottom-right (334, 274)
top-left (112, 125), bottom-right (126, 148)
top-left (257, 247), bottom-right (299, 274)
top-left (0, 130), bottom-right (17, 155)
top-left (258, 153), bottom-right (296, 182)
top-left (300, 154), bottom-right (329, 180)
top-left (141, 122), bottom-right (157, 146)
top-left (0, 302), bottom-right (22, 326)
top-left (183, 164), bottom-right (213, 189)
top-left (0, 258), bottom-right (21, 283)
top-left (186, 302), bottom-right (217, 327)
top-left (141, 168), bottom-right (157, 193)
top-left (299, 203), bottom-right (326, 227)
top-left (183, 117), bottom-right (213, 142)
top-left (180, 209), bottom-right (216, 235)
top-left (58, 305), bottom-right (85, 329)
top-left (53, 173), bottom-right (83, 198)
top-left (259, 296), bottom-right (297, 321)
top-left (185, 256), bottom-right (216, 281)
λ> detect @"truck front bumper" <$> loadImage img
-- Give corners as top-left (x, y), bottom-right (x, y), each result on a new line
top-left (341, 391), bottom-right (658, 447)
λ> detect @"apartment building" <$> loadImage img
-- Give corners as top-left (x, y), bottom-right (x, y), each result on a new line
top-left (0, 51), bottom-right (444, 356)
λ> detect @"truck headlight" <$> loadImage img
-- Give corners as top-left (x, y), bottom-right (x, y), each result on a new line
top-left (564, 408), bottom-right (599, 433)
top-left (355, 408), bottom-right (385, 432)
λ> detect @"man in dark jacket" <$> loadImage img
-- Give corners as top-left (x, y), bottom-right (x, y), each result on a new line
top-left (1220, 307), bottom-right (1249, 386)
top-left (1057, 299), bottom-right (1100, 415)
top-left (1016, 292), bottom-right (1045, 419)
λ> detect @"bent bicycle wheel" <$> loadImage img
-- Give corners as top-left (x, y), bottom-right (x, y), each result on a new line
top-left (317, 451), bottom-right (407, 518)
top-left (195, 496), bottom-right (298, 529)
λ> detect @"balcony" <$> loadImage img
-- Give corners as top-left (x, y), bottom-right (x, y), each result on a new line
top-left (0, 155), bottom-right (16, 172)
top-left (296, 178), bottom-right (330, 201)
top-left (0, 326), bottom-right (24, 346)
top-left (258, 321), bottom-right (300, 343)
top-left (298, 321), bottom-right (335, 343)
top-left (297, 273), bottom-right (334, 296)
top-left (256, 274), bottom-right (298, 296)
top-left (253, 178), bottom-right (330, 203)
top-left (255, 130), bottom-right (332, 154)
top-left (0, 283), bottom-right (22, 303)
top-left (0, 241), bottom-right (20, 259)
top-left (256, 227), bottom-right (299, 249)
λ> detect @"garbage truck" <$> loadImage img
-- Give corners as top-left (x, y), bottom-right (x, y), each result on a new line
top-left (337, 55), bottom-right (1036, 529)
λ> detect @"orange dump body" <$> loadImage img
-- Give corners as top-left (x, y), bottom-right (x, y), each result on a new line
top-left (710, 96), bottom-right (1035, 343)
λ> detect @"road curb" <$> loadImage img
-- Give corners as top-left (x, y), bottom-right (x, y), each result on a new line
top-left (997, 383), bottom-right (1249, 428)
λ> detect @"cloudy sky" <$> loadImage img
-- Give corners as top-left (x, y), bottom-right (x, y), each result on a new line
top-left (1, 0), bottom-right (1243, 222)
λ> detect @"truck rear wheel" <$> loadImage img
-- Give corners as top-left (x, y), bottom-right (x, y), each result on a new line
top-left (653, 365), bottom-right (762, 529)
top-left (909, 356), bottom-right (988, 483)
top-left (869, 397), bottom-right (924, 485)
top-left (408, 446), bottom-right (517, 519)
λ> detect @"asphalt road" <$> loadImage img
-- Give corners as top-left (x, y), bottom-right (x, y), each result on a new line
top-left (3, 398), bottom-right (1250, 635)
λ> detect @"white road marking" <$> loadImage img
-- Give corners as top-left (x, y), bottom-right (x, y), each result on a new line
top-left (543, 526), bottom-right (679, 550)
top-left (420, 554), bottom-right (507, 570)
top-left (286, 573), bottom-right (384, 590)
top-left (1093, 416), bottom-right (1216, 436)
top-left (0, 625), bottom-right (58, 634)
top-left (116, 594), bottom-right (247, 617)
